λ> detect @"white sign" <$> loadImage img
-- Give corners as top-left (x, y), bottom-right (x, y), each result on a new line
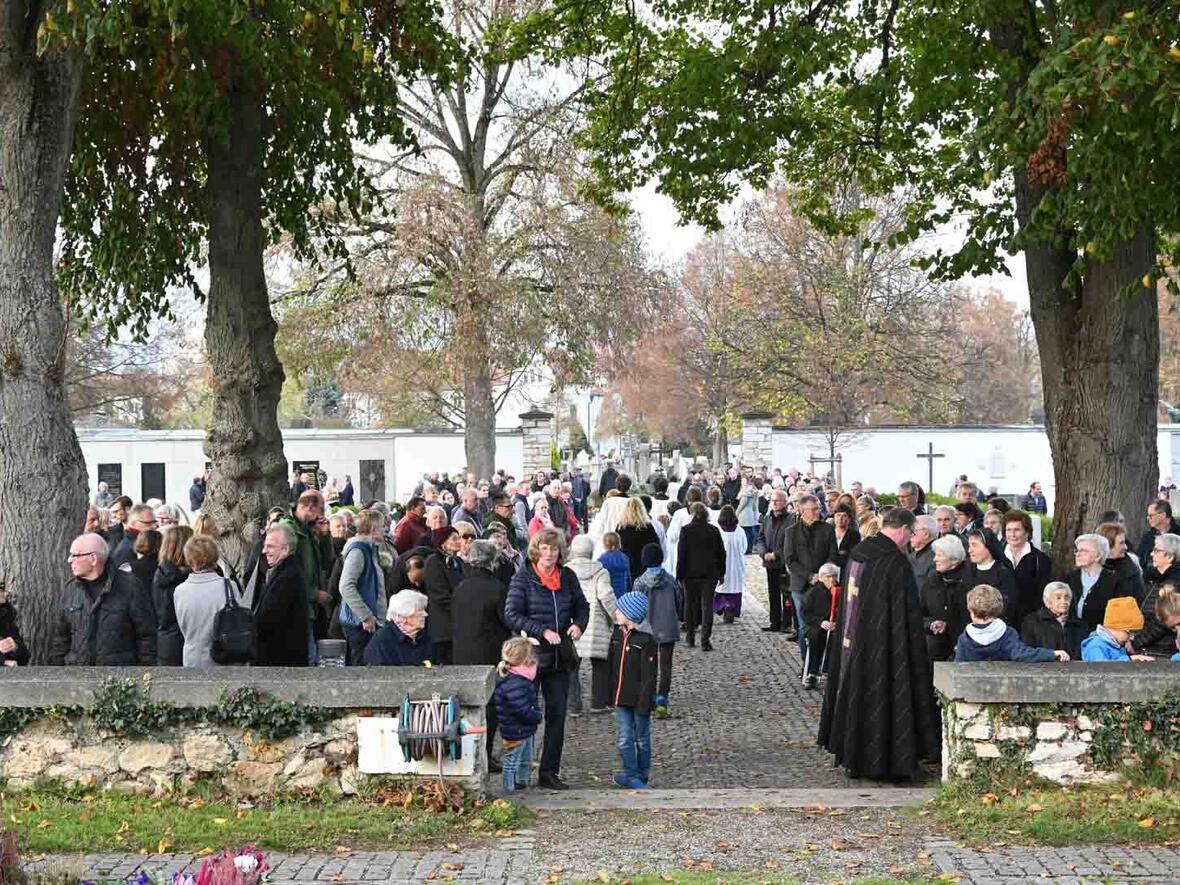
top-left (356, 716), bottom-right (477, 776)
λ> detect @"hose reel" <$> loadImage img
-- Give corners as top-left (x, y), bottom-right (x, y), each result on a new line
top-left (398, 694), bottom-right (486, 765)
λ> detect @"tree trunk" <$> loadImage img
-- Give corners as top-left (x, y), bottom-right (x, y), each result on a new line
top-left (201, 75), bottom-right (287, 566)
top-left (0, 41), bottom-right (88, 661)
top-left (462, 328), bottom-right (497, 480)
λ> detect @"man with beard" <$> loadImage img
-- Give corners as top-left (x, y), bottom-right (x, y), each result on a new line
top-left (818, 507), bottom-right (940, 781)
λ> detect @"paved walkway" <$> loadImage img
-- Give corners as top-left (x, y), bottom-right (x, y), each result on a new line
top-left (553, 558), bottom-right (860, 790)
top-left (926, 839), bottom-right (1180, 883)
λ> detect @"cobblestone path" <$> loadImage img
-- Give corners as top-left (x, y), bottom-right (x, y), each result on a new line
top-left (554, 557), bottom-right (856, 789)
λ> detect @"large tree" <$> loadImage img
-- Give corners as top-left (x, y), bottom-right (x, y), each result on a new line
top-left (0, 4), bottom-right (89, 660)
top-left (58, 0), bottom-right (449, 560)
top-left (549, 0), bottom-right (1178, 565)
top-left (276, 0), bottom-right (666, 478)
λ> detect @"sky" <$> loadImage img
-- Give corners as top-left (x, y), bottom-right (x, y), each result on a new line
top-left (628, 181), bottom-right (1033, 309)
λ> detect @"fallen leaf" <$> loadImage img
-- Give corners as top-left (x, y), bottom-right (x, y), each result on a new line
top-left (830, 839), bottom-right (849, 850)
top-left (36, 820), bottom-right (51, 829)
top-left (1027, 804), bottom-right (1043, 813)
top-left (596, 870), bottom-right (610, 883)
top-left (157, 838), bottom-right (172, 854)
top-left (1140, 817), bottom-right (1157, 828)
top-left (212, 818), bottom-right (228, 826)
top-left (981, 793), bottom-right (999, 805)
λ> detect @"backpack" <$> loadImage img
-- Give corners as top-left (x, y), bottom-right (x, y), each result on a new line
top-left (211, 579), bottom-right (255, 665)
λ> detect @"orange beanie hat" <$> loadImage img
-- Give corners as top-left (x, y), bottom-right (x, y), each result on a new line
top-left (1104, 596), bottom-right (1144, 632)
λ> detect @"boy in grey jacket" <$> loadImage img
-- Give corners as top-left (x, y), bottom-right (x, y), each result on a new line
top-left (632, 543), bottom-right (683, 718)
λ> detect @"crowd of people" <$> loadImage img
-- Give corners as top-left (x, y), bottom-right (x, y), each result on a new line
top-left (13, 459), bottom-right (1177, 791)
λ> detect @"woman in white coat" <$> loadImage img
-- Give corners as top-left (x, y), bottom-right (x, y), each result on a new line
top-left (715, 505), bottom-right (749, 623)
top-left (665, 486), bottom-right (704, 573)
top-left (568, 534), bottom-right (617, 713)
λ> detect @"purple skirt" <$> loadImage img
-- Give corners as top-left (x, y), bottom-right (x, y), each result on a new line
top-left (713, 592), bottom-right (742, 616)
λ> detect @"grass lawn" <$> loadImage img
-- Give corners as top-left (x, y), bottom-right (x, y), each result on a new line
top-left (931, 783), bottom-right (1180, 846)
top-left (1, 784), bottom-right (528, 854)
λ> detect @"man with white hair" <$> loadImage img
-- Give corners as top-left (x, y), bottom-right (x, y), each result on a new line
top-left (254, 523), bottom-right (310, 666)
top-left (450, 488), bottom-right (483, 536)
top-left (933, 505), bottom-right (956, 537)
top-left (51, 533), bottom-right (156, 665)
top-left (364, 590), bottom-right (436, 666)
top-left (761, 488), bottom-right (796, 634)
top-left (909, 515), bottom-right (940, 592)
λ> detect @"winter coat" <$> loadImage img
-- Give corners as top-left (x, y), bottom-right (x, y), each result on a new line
top-left (1141, 561), bottom-right (1180, 621)
top-left (128, 554), bottom-right (159, 599)
top-left (50, 566), bottom-right (157, 666)
top-left (1137, 520), bottom-right (1180, 567)
top-left (393, 514), bottom-right (428, 555)
top-left (494, 672), bottom-right (543, 741)
top-left (505, 562), bottom-right (590, 672)
top-left (832, 528), bottom-right (861, 573)
top-left (954, 620), bottom-right (1058, 662)
top-left (1081, 626), bottom-right (1132, 661)
top-left (364, 621), bottom-right (437, 666)
top-left (152, 562), bottom-right (190, 666)
top-left (801, 580), bottom-right (835, 631)
top-left (451, 568), bottom-right (510, 665)
top-left (617, 524), bottom-right (660, 589)
top-left (607, 624), bottom-right (658, 713)
top-left (908, 544), bottom-right (936, 598)
top-left (921, 564), bottom-right (963, 662)
top-left (1004, 544), bottom-right (1056, 624)
top-left (633, 568), bottom-right (683, 644)
top-left (760, 510), bottom-right (795, 573)
top-left (719, 526), bottom-right (748, 596)
top-left (0, 601), bottom-right (29, 666)
top-left (277, 516), bottom-right (333, 611)
top-left (1020, 607), bottom-right (1088, 661)
top-left (337, 538), bottom-right (387, 627)
top-left (1065, 567), bottom-right (1127, 631)
top-left (1104, 555), bottom-right (1146, 605)
top-left (570, 557), bottom-right (617, 661)
top-left (175, 571), bottom-right (238, 668)
top-left (422, 551), bottom-right (464, 644)
top-left (253, 555), bottom-right (309, 667)
top-left (720, 477), bottom-right (741, 508)
top-left (1130, 615), bottom-right (1178, 657)
top-left (784, 519), bottom-right (838, 593)
top-left (676, 520), bottom-right (726, 583)
top-left (598, 550), bottom-right (631, 599)
top-left (597, 467), bottom-right (619, 500)
top-left (189, 482), bottom-right (206, 513)
top-left (736, 483), bottom-right (760, 528)
top-left (339, 482), bottom-right (355, 507)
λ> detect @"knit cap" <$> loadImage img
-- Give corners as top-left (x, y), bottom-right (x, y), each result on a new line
top-left (1104, 596), bottom-right (1144, 631)
top-left (640, 542), bottom-right (663, 570)
top-left (617, 591), bottom-right (649, 625)
top-left (431, 526), bottom-right (457, 547)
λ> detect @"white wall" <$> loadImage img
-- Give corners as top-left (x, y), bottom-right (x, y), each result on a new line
top-left (768, 425), bottom-right (1180, 514)
top-left (78, 428), bottom-right (524, 509)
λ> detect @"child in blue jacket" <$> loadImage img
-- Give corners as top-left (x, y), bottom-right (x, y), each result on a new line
top-left (955, 585), bottom-right (1069, 663)
top-left (494, 637), bottom-right (542, 792)
top-left (598, 532), bottom-right (631, 599)
top-left (1082, 597), bottom-right (1154, 662)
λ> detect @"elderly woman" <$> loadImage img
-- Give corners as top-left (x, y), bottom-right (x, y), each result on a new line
top-left (1096, 521), bottom-right (1145, 605)
top-left (174, 535), bottom-right (237, 668)
top-left (922, 534), bottom-right (967, 661)
top-left (956, 529), bottom-right (1018, 624)
top-left (505, 528), bottom-right (590, 791)
top-left (1066, 532), bottom-right (1125, 630)
top-left (568, 534), bottom-right (617, 715)
top-left (1020, 581), bottom-right (1089, 661)
top-left (363, 590), bottom-right (436, 666)
top-left (800, 562), bottom-right (841, 688)
top-left (528, 496), bottom-right (555, 538)
top-left (1001, 509), bottom-right (1056, 623)
top-left (1142, 532), bottom-right (1180, 618)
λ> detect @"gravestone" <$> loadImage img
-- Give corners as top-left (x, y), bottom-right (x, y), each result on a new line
top-left (97, 463), bottom-right (122, 497)
top-left (292, 460), bottom-right (320, 489)
top-left (359, 460), bottom-right (386, 504)
top-left (141, 463), bottom-right (165, 502)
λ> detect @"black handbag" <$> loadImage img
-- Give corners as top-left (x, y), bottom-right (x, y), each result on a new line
top-left (557, 632), bottom-right (581, 671)
top-left (211, 579), bottom-right (256, 665)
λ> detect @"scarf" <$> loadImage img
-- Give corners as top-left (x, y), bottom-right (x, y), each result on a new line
top-left (536, 563), bottom-right (562, 591)
top-left (509, 663), bottom-right (537, 681)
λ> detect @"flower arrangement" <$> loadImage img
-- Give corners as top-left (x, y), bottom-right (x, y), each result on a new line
top-left (78, 847), bottom-right (269, 885)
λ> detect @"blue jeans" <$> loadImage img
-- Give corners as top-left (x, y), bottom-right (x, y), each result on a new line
top-left (616, 707), bottom-right (651, 783)
top-left (790, 589), bottom-right (807, 659)
top-left (744, 524), bottom-right (762, 550)
top-left (502, 736), bottom-right (533, 792)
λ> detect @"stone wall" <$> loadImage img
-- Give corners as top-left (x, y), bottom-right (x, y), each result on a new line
top-left (2, 713), bottom-right (362, 797)
top-left (935, 661), bottom-right (1180, 788)
top-left (0, 667), bottom-right (495, 796)
top-left (519, 410), bottom-right (555, 477)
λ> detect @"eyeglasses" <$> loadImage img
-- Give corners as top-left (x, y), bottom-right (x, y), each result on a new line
top-left (67, 552), bottom-right (96, 561)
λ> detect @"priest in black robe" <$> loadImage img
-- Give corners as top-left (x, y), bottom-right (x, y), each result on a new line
top-left (817, 507), bottom-right (940, 780)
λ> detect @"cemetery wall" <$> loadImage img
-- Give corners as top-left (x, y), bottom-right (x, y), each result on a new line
top-left (0, 668), bottom-right (494, 796)
top-left (77, 428), bottom-right (525, 507)
top-left (935, 662), bottom-right (1180, 787)
top-left (769, 425), bottom-right (1180, 512)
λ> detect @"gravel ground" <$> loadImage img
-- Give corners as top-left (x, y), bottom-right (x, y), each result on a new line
top-left (529, 806), bottom-right (938, 883)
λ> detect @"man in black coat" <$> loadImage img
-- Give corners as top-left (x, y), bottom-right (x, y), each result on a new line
top-left (784, 494), bottom-right (838, 658)
top-left (761, 488), bottom-right (796, 634)
top-left (52, 533), bottom-right (156, 666)
top-left (339, 475), bottom-right (355, 507)
top-left (453, 540), bottom-right (511, 765)
top-left (568, 467), bottom-right (590, 524)
top-left (1137, 500), bottom-right (1180, 565)
top-left (110, 504), bottom-right (158, 572)
top-left (254, 524), bottom-right (311, 667)
top-left (675, 503), bottom-right (726, 651)
top-left (597, 461), bottom-right (619, 500)
top-left (818, 508), bottom-right (940, 781)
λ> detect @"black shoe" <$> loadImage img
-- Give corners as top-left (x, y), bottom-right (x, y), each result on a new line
top-left (488, 757), bottom-right (503, 773)
top-left (538, 773), bottom-right (569, 791)
top-left (761, 625), bottom-right (781, 633)
top-left (784, 630), bottom-right (799, 641)
top-left (686, 633), bottom-right (696, 647)
top-left (700, 639), bottom-right (713, 652)
top-left (722, 613), bottom-right (735, 624)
